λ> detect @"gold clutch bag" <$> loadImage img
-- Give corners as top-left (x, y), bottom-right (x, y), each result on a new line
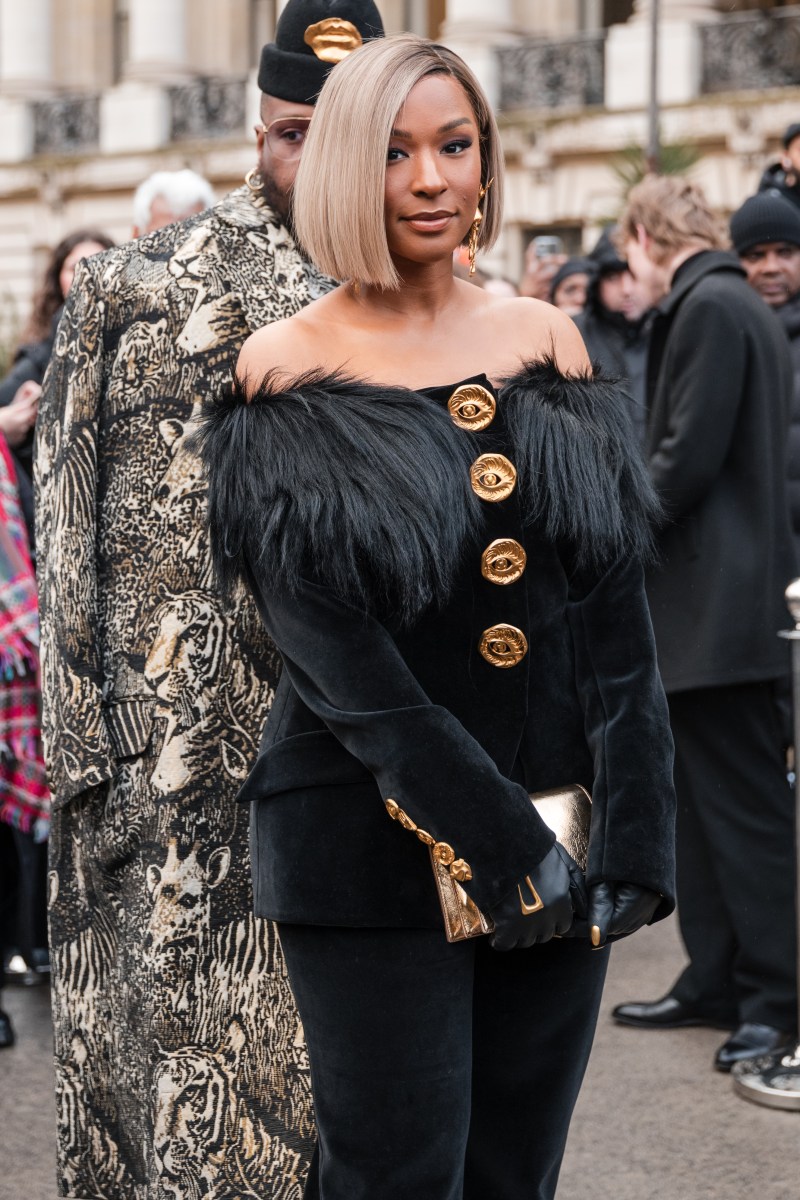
top-left (430, 784), bottom-right (592, 943)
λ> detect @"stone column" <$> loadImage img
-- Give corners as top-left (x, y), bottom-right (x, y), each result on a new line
top-left (101, 0), bottom-right (194, 152)
top-left (606, 0), bottom-right (720, 110)
top-left (124, 0), bottom-right (191, 83)
top-left (440, 0), bottom-right (517, 111)
top-left (0, 0), bottom-right (53, 162)
top-left (0, 0), bottom-right (53, 96)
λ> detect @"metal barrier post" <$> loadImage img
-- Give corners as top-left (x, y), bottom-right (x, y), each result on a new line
top-left (732, 579), bottom-right (800, 1110)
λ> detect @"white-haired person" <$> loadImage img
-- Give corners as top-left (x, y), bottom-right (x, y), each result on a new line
top-left (132, 168), bottom-right (215, 236)
top-left (197, 34), bottom-right (676, 1200)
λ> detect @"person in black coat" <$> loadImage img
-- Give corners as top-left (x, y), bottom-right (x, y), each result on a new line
top-left (0, 228), bottom-right (113, 542)
top-left (572, 227), bottom-right (653, 447)
top-left (613, 176), bottom-right (798, 1072)
top-left (731, 190), bottom-right (800, 563)
top-left (758, 122), bottom-right (800, 212)
top-left (198, 34), bottom-right (676, 1200)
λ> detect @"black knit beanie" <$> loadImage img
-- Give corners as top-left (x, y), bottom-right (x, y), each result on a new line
top-left (783, 123), bottom-right (800, 151)
top-left (730, 190), bottom-right (800, 254)
top-left (258, 0), bottom-right (384, 104)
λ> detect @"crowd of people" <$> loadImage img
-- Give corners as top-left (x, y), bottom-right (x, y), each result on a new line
top-left (0, 0), bottom-right (798, 1197)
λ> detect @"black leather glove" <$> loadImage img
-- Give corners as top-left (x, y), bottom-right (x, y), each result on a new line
top-left (488, 842), bottom-right (588, 952)
top-left (586, 881), bottom-right (661, 949)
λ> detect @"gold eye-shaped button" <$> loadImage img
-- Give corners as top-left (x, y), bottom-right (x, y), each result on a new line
top-left (481, 538), bottom-right (527, 585)
top-left (447, 383), bottom-right (496, 431)
top-left (479, 624), bottom-right (528, 668)
top-left (470, 454), bottom-right (517, 502)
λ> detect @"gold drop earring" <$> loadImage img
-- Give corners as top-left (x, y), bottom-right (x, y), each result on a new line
top-left (468, 178), bottom-right (493, 277)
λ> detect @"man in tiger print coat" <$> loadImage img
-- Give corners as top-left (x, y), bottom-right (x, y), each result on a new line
top-left (34, 3), bottom-right (384, 1196)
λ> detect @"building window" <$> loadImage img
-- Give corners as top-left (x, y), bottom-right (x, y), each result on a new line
top-left (603, 0), bottom-right (635, 25)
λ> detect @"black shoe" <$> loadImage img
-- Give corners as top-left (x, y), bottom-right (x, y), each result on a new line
top-left (714, 1023), bottom-right (794, 1072)
top-left (0, 1009), bottom-right (15, 1049)
top-left (612, 994), bottom-right (736, 1030)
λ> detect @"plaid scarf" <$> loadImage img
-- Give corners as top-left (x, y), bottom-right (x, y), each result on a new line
top-left (0, 436), bottom-right (49, 838)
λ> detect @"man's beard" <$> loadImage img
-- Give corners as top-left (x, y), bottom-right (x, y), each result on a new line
top-left (260, 175), bottom-right (298, 242)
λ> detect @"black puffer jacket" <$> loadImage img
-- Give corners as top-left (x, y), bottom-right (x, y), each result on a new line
top-left (776, 290), bottom-right (800, 562)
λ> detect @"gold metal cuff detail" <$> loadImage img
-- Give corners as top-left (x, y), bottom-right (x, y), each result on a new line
top-left (384, 800), bottom-right (472, 879)
top-left (304, 18), bottom-right (363, 63)
top-left (478, 623), bottom-right (528, 668)
top-left (469, 454), bottom-right (517, 502)
top-left (481, 538), bottom-right (527, 585)
top-left (447, 383), bottom-right (496, 431)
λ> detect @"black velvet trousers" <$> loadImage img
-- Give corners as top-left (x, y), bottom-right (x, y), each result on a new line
top-left (279, 923), bottom-right (609, 1200)
top-left (668, 682), bottom-right (798, 1030)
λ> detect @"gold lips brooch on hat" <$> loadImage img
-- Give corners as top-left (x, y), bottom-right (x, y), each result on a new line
top-left (304, 18), bottom-right (363, 63)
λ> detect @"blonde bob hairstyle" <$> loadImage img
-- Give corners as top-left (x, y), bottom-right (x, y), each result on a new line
top-left (292, 33), bottom-right (504, 291)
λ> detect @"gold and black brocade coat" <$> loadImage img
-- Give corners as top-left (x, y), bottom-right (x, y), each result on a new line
top-left (34, 188), bottom-right (334, 1200)
top-left (198, 362), bottom-right (677, 930)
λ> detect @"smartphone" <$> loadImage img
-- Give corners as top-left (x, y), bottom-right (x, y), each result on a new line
top-left (532, 235), bottom-right (564, 258)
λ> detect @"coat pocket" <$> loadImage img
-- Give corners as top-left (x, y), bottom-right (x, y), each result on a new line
top-left (103, 698), bottom-right (157, 760)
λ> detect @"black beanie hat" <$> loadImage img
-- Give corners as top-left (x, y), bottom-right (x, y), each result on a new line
top-left (783, 122), bottom-right (800, 151)
top-left (730, 189), bottom-right (800, 255)
top-left (259, 0), bottom-right (384, 104)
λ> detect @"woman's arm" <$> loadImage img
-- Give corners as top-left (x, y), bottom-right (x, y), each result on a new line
top-left (567, 552), bottom-right (676, 926)
top-left (249, 569), bottom-right (556, 915)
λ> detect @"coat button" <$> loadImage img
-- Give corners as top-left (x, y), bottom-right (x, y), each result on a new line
top-left (447, 383), bottom-right (496, 431)
top-left (469, 453), bottom-right (517, 501)
top-left (478, 624), bottom-right (528, 668)
top-left (481, 538), bottom-right (527, 585)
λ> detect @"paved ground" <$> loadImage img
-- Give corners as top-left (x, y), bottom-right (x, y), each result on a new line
top-left (0, 914), bottom-right (797, 1199)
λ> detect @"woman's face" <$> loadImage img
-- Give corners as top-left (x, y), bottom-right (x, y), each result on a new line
top-left (385, 73), bottom-right (482, 270)
top-left (58, 240), bottom-right (108, 299)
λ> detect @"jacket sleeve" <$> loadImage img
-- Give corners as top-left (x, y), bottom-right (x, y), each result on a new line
top-left (246, 568), bottom-right (556, 914)
top-left (567, 552), bottom-right (676, 919)
top-left (34, 260), bottom-right (117, 805)
top-left (648, 297), bottom-right (747, 517)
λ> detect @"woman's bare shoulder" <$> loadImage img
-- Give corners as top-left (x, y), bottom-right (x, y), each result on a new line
top-left (236, 315), bottom-right (321, 389)
top-left (490, 295), bottom-right (591, 377)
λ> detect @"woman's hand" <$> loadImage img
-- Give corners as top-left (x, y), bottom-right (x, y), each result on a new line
top-left (488, 842), bottom-right (588, 951)
top-left (0, 381), bottom-right (40, 447)
top-left (586, 881), bottom-right (660, 948)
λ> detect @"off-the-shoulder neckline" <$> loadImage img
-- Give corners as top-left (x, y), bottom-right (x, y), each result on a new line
top-left (418, 372), bottom-right (495, 396)
top-left (227, 357), bottom-right (591, 405)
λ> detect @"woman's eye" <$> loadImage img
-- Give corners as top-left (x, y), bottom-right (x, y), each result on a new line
top-left (443, 139), bottom-right (472, 155)
top-left (387, 147), bottom-right (407, 163)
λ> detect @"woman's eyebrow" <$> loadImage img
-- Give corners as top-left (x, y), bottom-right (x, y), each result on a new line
top-left (390, 117), bottom-right (473, 139)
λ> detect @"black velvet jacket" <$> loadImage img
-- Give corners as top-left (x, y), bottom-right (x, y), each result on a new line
top-left (197, 361), bottom-right (676, 929)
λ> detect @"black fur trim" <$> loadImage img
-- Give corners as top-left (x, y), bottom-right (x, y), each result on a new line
top-left (193, 370), bottom-right (483, 624)
top-left (500, 357), bottom-right (661, 568)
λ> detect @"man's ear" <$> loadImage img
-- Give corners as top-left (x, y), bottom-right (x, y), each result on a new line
top-left (635, 223), bottom-right (651, 252)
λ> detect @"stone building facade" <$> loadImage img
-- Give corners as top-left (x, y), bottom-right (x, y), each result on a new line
top-left (0, 0), bottom-right (798, 331)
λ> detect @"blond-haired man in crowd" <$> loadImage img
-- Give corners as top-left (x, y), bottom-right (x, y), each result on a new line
top-left (612, 176), bottom-right (798, 1071)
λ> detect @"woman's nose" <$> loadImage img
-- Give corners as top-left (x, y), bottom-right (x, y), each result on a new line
top-left (412, 151), bottom-right (446, 195)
